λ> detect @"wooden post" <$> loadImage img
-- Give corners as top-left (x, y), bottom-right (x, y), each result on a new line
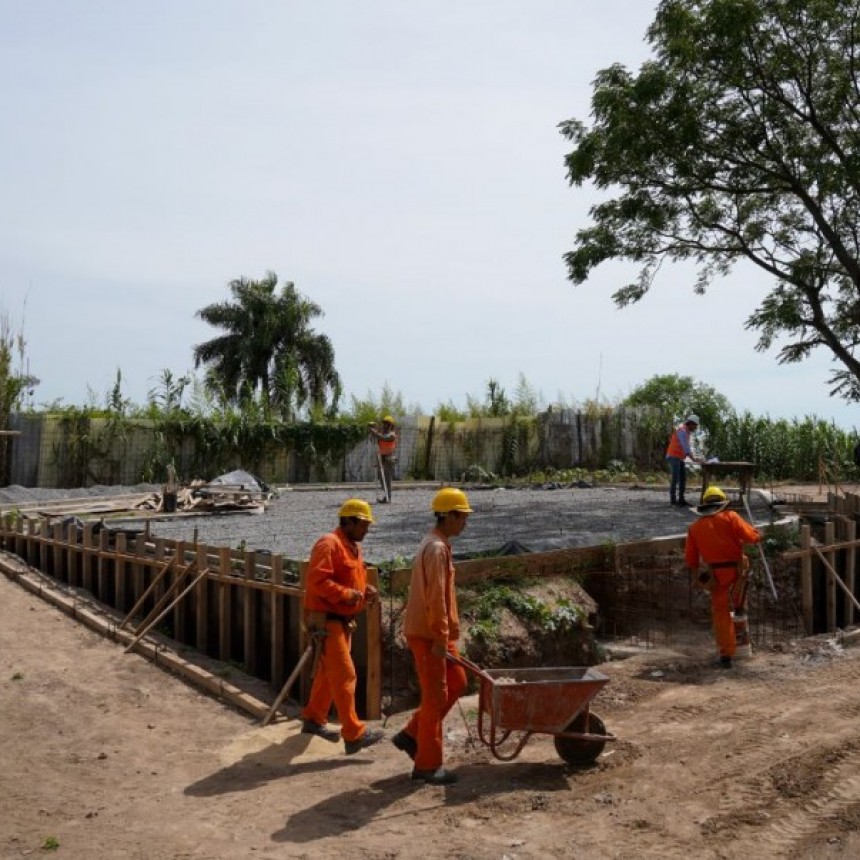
top-left (131, 534), bottom-right (145, 609)
top-left (38, 517), bottom-right (48, 572)
top-left (270, 555), bottom-right (285, 687)
top-left (115, 533), bottom-right (128, 611)
top-left (82, 523), bottom-right (95, 593)
top-left (365, 565), bottom-right (382, 719)
top-left (195, 543), bottom-right (209, 653)
top-left (218, 547), bottom-right (232, 662)
top-left (97, 528), bottom-right (110, 601)
top-left (825, 521), bottom-right (836, 633)
top-left (847, 520), bottom-right (857, 628)
top-left (801, 524), bottom-right (813, 635)
top-left (244, 551), bottom-right (258, 674)
top-left (173, 541), bottom-right (188, 642)
top-left (52, 521), bottom-right (64, 582)
top-left (298, 561), bottom-right (311, 702)
top-left (65, 520), bottom-right (79, 587)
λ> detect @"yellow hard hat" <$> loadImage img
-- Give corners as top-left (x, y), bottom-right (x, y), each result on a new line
top-left (431, 487), bottom-right (473, 514)
top-left (702, 486), bottom-right (727, 505)
top-left (383, 415), bottom-right (395, 424)
top-left (338, 498), bottom-right (374, 522)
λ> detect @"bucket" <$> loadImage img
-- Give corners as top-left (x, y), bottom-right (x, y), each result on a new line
top-left (732, 612), bottom-right (753, 658)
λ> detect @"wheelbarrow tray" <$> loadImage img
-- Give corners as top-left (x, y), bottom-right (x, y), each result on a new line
top-left (480, 666), bottom-right (609, 734)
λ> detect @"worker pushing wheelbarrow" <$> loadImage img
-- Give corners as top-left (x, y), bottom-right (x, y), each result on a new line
top-left (447, 654), bottom-right (616, 765)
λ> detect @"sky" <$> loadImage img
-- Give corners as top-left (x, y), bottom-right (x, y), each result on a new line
top-left (1, 0), bottom-right (857, 430)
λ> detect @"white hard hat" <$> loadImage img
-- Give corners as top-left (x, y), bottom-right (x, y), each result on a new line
top-left (685, 414), bottom-right (700, 425)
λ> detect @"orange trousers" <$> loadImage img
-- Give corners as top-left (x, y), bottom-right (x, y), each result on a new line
top-left (300, 620), bottom-right (365, 742)
top-left (404, 637), bottom-right (468, 771)
top-left (710, 567), bottom-right (744, 658)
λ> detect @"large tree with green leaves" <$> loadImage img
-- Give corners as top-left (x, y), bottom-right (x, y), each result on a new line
top-left (562, 0), bottom-right (860, 400)
top-left (193, 272), bottom-right (341, 419)
top-left (622, 373), bottom-right (734, 431)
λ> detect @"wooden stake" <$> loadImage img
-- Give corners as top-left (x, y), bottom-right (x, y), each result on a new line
top-left (261, 640), bottom-right (316, 727)
top-left (124, 566), bottom-right (210, 654)
top-left (812, 545), bottom-right (860, 618)
top-left (119, 555), bottom-right (177, 629)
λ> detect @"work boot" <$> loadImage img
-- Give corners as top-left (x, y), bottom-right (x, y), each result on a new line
top-left (391, 730), bottom-right (417, 760)
top-left (411, 767), bottom-right (458, 785)
top-left (677, 498), bottom-right (690, 507)
top-left (719, 655), bottom-right (733, 668)
top-left (344, 728), bottom-right (385, 755)
top-left (300, 720), bottom-right (341, 743)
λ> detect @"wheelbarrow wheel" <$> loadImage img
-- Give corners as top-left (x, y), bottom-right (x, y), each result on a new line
top-left (554, 712), bottom-right (607, 766)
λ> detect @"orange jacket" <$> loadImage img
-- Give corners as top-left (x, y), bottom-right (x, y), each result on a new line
top-left (404, 529), bottom-right (460, 646)
top-left (666, 423), bottom-right (693, 459)
top-left (685, 510), bottom-right (761, 569)
top-left (377, 432), bottom-right (396, 457)
top-left (303, 528), bottom-right (367, 617)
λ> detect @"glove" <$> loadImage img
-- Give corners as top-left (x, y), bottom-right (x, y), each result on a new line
top-left (698, 571), bottom-right (711, 585)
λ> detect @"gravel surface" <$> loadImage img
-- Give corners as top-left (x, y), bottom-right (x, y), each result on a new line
top-left (1, 482), bottom-right (778, 566)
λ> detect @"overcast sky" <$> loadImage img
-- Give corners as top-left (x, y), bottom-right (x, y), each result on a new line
top-left (2, 1), bottom-right (856, 430)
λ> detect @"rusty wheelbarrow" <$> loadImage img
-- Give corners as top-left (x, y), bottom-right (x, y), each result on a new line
top-left (448, 654), bottom-right (616, 765)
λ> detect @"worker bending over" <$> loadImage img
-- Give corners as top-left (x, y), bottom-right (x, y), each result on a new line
top-left (300, 499), bottom-right (384, 753)
top-left (392, 488), bottom-right (472, 785)
top-left (685, 486), bottom-right (761, 668)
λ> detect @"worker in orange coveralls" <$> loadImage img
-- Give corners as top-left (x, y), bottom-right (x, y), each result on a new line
top-left (368, 415), bottom-right (397, 503)
top-left (391, 488), bottom-right (472, 785)
top-left (300, 499), bottom-right (385, 754)
top-left (685, 486), bottom-right (761, 668)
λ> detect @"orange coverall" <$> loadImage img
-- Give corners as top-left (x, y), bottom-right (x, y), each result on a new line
top-left (401, 529), bottom-right (468, 772)
top-left (685, 510), bottom-right (761, 658)
top-left (300, 528), bottom-right (368, 742)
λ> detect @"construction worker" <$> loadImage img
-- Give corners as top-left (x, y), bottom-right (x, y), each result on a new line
top-left (666, 414), bottom-right (703, 506)
top-left (300, 499), bottom-right (385, 754)
top-left (368, 415), bottom-right (397, 503)
top-left (391, 487), bottom-right (472, 785)
top-left (685, 486), bottom-right (762, 668)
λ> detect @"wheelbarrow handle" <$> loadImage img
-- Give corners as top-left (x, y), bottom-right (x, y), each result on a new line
top-left (445, 652), bottom-right (495, 683)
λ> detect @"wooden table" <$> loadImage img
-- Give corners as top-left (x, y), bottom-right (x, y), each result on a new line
top-left (699, 460), bottom-right (756, 504)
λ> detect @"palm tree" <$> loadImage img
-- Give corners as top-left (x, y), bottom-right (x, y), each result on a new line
top-left (193, 272), bottom-right (341, 419)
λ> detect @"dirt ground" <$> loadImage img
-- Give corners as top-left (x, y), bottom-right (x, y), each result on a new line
top-left (4, 481), bottom-right (858, 859)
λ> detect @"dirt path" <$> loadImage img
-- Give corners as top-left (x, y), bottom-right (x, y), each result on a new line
top-left (4, 569), bottom-right (860, 860)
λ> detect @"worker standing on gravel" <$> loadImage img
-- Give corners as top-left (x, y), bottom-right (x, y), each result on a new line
top-left (368, 416), bottom-right (397, 503)
top-left (391, 488), bottom-right (472, 785)
top-left (685, 486), bottom-right (762, 668)
top-left (666, 414), bottom-right (703, 506)
top-left (300, 499), bottom-right (384, 754)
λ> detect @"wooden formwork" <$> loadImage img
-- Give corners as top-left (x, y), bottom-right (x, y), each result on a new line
top-left (0, 513), bottom-right (382, 720)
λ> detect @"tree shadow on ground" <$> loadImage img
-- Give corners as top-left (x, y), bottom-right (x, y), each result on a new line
top-left (271, 761), bottom-right (570, 844)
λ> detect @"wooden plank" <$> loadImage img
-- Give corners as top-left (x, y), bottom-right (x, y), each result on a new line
top-left (218, 547), bottom-right (232, 662)
top-left (51, 521), bottom-right (64, 582)
top-left (801, 524), bottom-right (813, 635)
top-left (173, 541), bottom-right (188, 642)
top-left (195, 543), bottom-right (209, 653)
top-left (270, 555), bottom-right (285, 687)
top-left (244, 551), bottom-right (258, 675)
top-left (120, 555), bottom-right (176, 629)
top-left (65, 520), bottom-right (79, 587)
top-left (364, 565), bottom-right (382, 720)
top-left (847, 520), bottom-right (857, 628)
top-left (826, 521), bottom-right (836, 633)
top-left (97, 528), bottom-right (110, 601)
top-left (82, 524), bottom-right (95, 593)
top-left (115, 533), bottom-right (128, 611)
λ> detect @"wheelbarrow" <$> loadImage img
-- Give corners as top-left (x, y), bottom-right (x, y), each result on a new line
top-left (448, 654), bottom-right (616, 766)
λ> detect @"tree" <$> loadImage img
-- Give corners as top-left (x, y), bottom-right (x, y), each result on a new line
top-left (193, 272), bottom-right (341, 419)
top-left (561, 0), bottom-right (860, 400)
top-left (622, 373), bottom-right (734, 431)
